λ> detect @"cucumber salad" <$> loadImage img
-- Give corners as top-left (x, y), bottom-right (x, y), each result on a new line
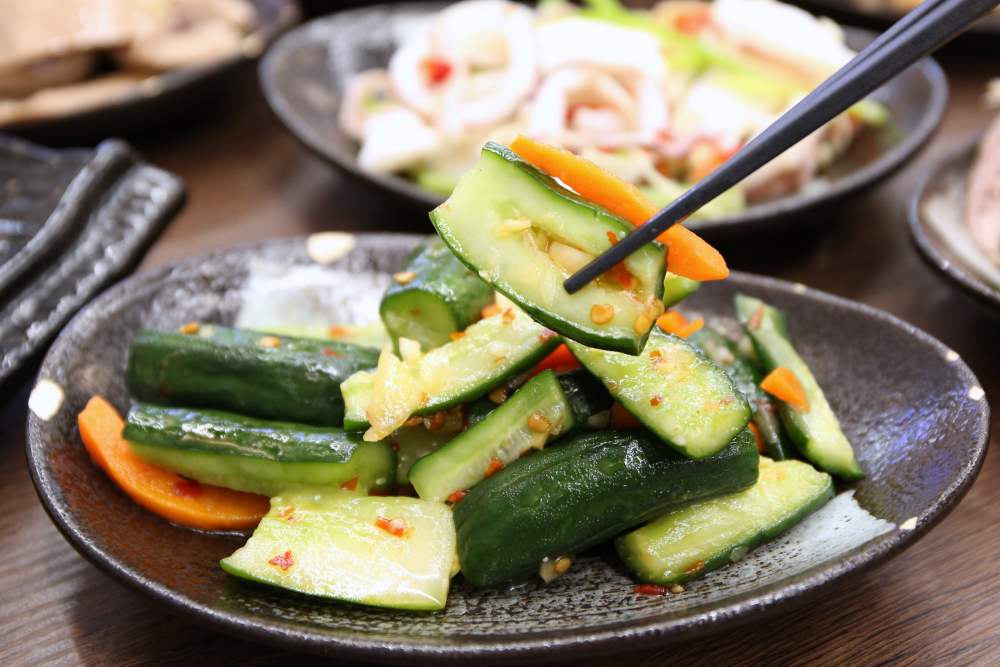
top-left (79, 138), bottom-right (862, 611)
top-left (340, 0), bottom-right (889, 218)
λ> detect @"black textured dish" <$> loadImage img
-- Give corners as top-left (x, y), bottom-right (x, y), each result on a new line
top-left (259, 4), bottom-right (947, 239)
top-left (27, 234), bottom-right (989, 663)
top-left (1, 0), bottom-right (300, 144)
top-left (791, 0), bottom-right (1000, 39)
top-left (908, 133), bottom-right (1000, 316)
top-left (0, 138), bottom-right (184, 389)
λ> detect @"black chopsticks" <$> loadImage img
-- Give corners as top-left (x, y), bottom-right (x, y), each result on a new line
top-left (564, 0), bottom-right (999, 294)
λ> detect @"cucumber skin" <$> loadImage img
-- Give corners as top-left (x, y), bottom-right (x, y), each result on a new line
top-left (453, 429), bottom-right (759, 588)
top-left (557, 369), bottom-right (614, 429)
top-left (429, 142), bottom-right (666, 356)
top-left (617, 459), bottom-right (833, 585)
top-left (380, 237), bottom-right (493, 351)
top-left (126, 327), bottom-right (379, 426)
top-left (691, 328), bottom-right (794, 460)
top-left (123, 403), bottom-right (396, 495)
top-left (662, 273), bottom-right (700, 308)
top-left (735, 295), bottom-right (864, 480)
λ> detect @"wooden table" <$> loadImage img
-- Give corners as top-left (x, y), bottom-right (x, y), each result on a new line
top-left (2, 49), bottom-right (998, 666)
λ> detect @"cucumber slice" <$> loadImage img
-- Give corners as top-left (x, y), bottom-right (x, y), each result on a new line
top-left (556, 369), bottom-right (614, 428)
top-left (616, 457), bottom-right (833, 584)
top-left (221, 489), bottom-right (455, 611)
top-left (662, 272), bottom-right (700, 308)
top-left (124, 404), bottom-right (395, 496)
top-left (430, 142), bottom-right (666, 355)
top-left (342, 303), bottom-right (559, 434)
top-left (454, 428), bottom-right (759, 587)
top-left (735, 294), bottom-right (863, 480)
top-left (566, 329), bottom-right (750, 458)
top-left (380, 238), bottom-right (493, 351)
top-left (389, 426), bottom-right (453, 485)
top-left (250, 322), bottom-right (391, 349)
top-left (408, 371), bottom-right (574, 502)
top-left (691, 327), bottom-right (794, 460)
top-left (127, 325), bottom-right (379, 427)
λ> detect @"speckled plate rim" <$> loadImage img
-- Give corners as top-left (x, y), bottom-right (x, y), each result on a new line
top-left (907, 133), bottom-right (1000, 316)
top-left (25, 235), bottom-right (990, 663)
top-left (793, 0), bottom-right (1000, 36)
top-left (259, 6), bottom-right (948, 238)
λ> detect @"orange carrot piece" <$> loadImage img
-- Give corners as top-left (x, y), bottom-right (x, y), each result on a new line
top-left (656, 310), bottom-right (705, 339)
top-left (760, 367), bottom-right (810, 411)
top-left (509, 135), bottom-right (729, 282)
top-left (529, 344), bottom-right (580, 377)
top-left (747, 421), bottom-right (766, 454)
top-left (610, 402), bottom-right (642, 429)
top-left (658, 224), bottom-right (729, 282)
top-left (78, 396), bottom-right (269, 530)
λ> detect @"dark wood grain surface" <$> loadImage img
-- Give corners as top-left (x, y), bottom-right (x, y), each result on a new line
top-left (2, 50), bottom-right (998, 666)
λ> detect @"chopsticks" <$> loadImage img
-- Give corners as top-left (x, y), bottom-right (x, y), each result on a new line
top-left (563, 0), bottom-right (999, 294)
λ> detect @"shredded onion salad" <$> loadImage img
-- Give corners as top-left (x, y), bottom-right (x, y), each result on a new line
top-left (339, 0), bottom-right (888, 218)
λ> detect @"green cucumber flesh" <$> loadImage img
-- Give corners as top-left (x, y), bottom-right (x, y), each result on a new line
top-left (735, 294), bottom-right (863, 480)
top-left (567, 328), bottom-right (750, 458)
top-left (221, 488), bottom-right (455, 610)
top-left (617, 457), bottom-right (833, 584)
top-left (691, 327), bottom-right (793, 460)
top-left (662, 272), bottom-right (700, 308)
top-left (430, 142), bottom-right (666, 355)
top-left (408, 370), bottom-right (573, 502)
top-left (124, 404), bottom-right (395, 496)
top-left (380, 237), bottom-right (493, 351)
top-left (388, 426), bottom-right (454, 485)
top-left (454, 428), bottom-right (759, 587)
top-left (342, 303), bottom-right (559, 431)
top-left (126, 325), bottom-right (378, 427)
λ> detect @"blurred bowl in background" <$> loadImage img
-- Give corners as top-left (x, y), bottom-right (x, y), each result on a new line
top-left (259, 2), bottom-right (947, 240)
top-left (790, 0), bottom-right (1000, 41)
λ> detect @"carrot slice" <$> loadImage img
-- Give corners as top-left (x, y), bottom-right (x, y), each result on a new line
top-left (509, 135), bottom-right (729, 282)
top-left (610, 402), bottom-right (642, 429)
top-left (656, 310), bottom-right (705, 339)
top-left (78, 396), bottom-right (269, 530)
top-left (529, 344), bottom-right (580, 377)
top-left (760, 367), bottom-right (810, 411)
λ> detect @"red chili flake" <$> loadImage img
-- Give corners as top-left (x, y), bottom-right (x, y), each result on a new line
top-left (447, 489), bottom-right (468, 504)
top-left (675, 10), bottom-right (711, 34)
top-left (650, 395), bottom-right (663, 407)
top-left (450, 331), bottom-right (466, 341)
top-left (606, 231), bottom-right (619, 246)
top-left (375, 515), bottom-right (408, 537)
top-left (684, 560), bottom-right (705, 575)
top-left (634, 584), bottom-right (669, 596)
top-left (539, 330), bottom-right (557, 341)
top-left (426, 411), bottom-right (446, 431)
top-left (268, 550), bottom-right (294, 571)
top-left (328, 325), bottom-right (348, 337)
top-left (484, 457), bottom-right (504, 478)
top-left (172, 477), bottom-right (203, 498)
top-left (748, 306), bottom-right (765, 331)
top-left (322, 347), bottom-right (340, 357)
top-left (607, 262), bottom-right (634, 289)
top-left (422, 58), bottom-right (452, 85)
top-left (340, 476), bottom-right (359, 491)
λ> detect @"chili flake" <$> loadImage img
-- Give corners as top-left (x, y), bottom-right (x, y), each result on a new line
top-left (450, 331), bottom-right (466, 341)
top-left (634, 584), bottom-right (669, 596)
top-left (590, 303), bottom-right (614, 324)
top-left (447, 489), bottom-right (468, 504)
top-left (484, 457), bottom-right (504, 478)
top-left (527, 413), bottom-right (551, 433)
top-left (502, 308), bottom-right (516, 324)
top-left (340, 476), bottom-right (360, 491)
top-left (375, 515), bottom-right (408, 537)
top-left (178, 322), bottom-right (200, 335)
top-left (322, 347), bottom-right (340, 357)
top-left (172, 477), bottom-right (202, 498)
top-left (257, 335), bottom-right (281, 348)
top-left (650, 395), bottom-right (663, 407)
top-left (268, 550), bottom-right (294, 571)
top-left (278, 506), bottom-right (296, 521)
top-left (747, 305), bottom-right (765, 331)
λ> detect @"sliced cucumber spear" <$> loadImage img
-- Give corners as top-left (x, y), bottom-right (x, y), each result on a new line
top-left (662, 272), bottom-right (700, 308)
top-left (221, 488), bottom-right (456, 611)
top-left (735, 294), bottom-right (864, 480)
top-left (409, 370), bottom-right (575, 502)
top-left (341, 302), bottom-right (559, 437)
top-left (567, 328), bottom-right (750, 459)
top-left (616, 457), bottom-right (833, 585)
top-left (380, 237), bottom-right (493, 352)
top-left (430, 142), bottom-right (666, 355)
top-left (126, 325), bottom-right (379, 427)
top-left (690, 327), bottom-right (794, 460)
top-left (124, 403), bottom-right (396, 496)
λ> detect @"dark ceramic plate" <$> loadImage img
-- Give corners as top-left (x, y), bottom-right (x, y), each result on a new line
top-left (1, 0), bottom-right (300, 144)
top-left (0, 137), bottom-right (184, 389)
top-left (27, 234), bottom-right (989, 663)
top-left (259, 4), bottom-right (947, 239)
top-left (908, 133), bottom-right (1000, 316)
top-left (791, 0), bottom-right (1000, 39)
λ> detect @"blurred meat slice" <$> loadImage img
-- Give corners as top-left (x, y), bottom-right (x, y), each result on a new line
top-left (0, 0), bottom-right (128, 97)
top-left (113, 0), bottom-right (256, 71)
top-left (966, 115), bottom-right (1000, 265)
